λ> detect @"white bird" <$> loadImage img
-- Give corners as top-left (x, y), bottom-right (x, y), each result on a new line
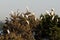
top-left (26, 15), bottom-right (28, 18)
top-left (51, 8), bottom-right (54, 11)
top-left (52, 16), bottom-right (55, 20)
top-left (57, 19), bottom-right (58, 22)
top-left (7, 29), bottom-right (10, 34)
top-left (28, 14), bottom-right (32, 16)
top-left (46, 10), bottom-right (50, 16)
top-left (11, 10), bottom-right (14, 14)
top-left (32, 12), bottom-right (35, 15)
top-left (50, 8), bottom-right (55, 15)
top-left (29, 12), bottom-right (35, 16)
top-left (26, 20), bottom-right (29, 25)
top-left (40, 17), bottom-right (43, 20)
top-left (22, 14), bottom-right (24, 17)
top-left (10, 10), bottom-right (14, 16)
top-left (35, 17), bottom-right (37, 21)
top-left (46, 10), bottom-right (49, 14)
top-left (27, 12), bottom-right (35, 16)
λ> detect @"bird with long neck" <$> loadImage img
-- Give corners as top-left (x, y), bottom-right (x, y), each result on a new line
top-left (46, 10), bottom-right (51, 16)
top-left (50, 8), bottom-right (55, 16)
top-left (7, 29), bottom-right (10, 34)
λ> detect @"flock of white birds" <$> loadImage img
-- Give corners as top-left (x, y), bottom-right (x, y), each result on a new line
top-left (7, 8), bottom-right (56, 34)
top-left (45, 8), bottom-right (59, 22)
top-left (7, 7), bottom-right (37, 34)
top-left (46, 8), bottom-right (55, 20)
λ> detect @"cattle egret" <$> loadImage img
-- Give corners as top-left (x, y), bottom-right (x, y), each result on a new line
top-left (28, 12), bottom-right (35, 16)
top-left (46, 10), bottom-right (49, 14)
top-left (22, 14), bottom-right (24, 17)
top-left (46, 10), bottom-right (50, 16)
top-left (32, 12), bottom-right (35, 15)
top-left (40, 17), bottom-right (43, 20)
top-left (28, 14), bottom-right (32, 16)
top-left (51, 8), bottom-right (54, 11)
top-left (50, 8), bottom-right (55, 15)
top-left (35, 17), bottom-right (37, 21)
top-left (57, 19), bottom-right (58, 22)
top-left (10, 11), bottom-right (14, 16)
top-left (7, 29), bottom-right (10, 34)
top-left (11, 10), bottom-right (14, 14)
top-left (52, 16), bottom-right (55, 20)
top-left (26, 15), bottom-right (28, 18)
top-left (26, 20), bottom-right (29, 25)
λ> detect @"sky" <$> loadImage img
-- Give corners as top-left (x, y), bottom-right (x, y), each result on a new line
top-left (0, 0), bottom-right (60, 20)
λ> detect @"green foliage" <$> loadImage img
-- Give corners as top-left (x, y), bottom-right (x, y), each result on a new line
top-left (0, 9), bottom-right (60, 40)
top-left (1, 11), bottom-right (38, 40)
top-left (35, 9), bottom-right (60, 40)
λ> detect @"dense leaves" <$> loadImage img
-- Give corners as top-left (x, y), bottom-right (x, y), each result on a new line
top-left (0, 9), bottom-right (60, 40)
top-left (35, 9), bottom-right (60, 40)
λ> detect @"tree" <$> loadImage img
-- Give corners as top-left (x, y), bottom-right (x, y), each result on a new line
top-left (35, 9), bottom-right (60, 40)
top-left (2, 10), bottom-right (36, 40)
top-left (0, 8), bottom-right (60, 40)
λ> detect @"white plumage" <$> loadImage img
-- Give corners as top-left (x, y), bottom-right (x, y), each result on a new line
top-left (46, 10), bottom-right (50, 16)
top-left (28, 14), bottom-right (32, 16)
top-left (52, 16), bottom-right (55, 20)
top-left (40, 17), bottom-right (43, 20)
top-left (57, 19), bottom-right (58, 22)
top-left (32, 12), bottom-right (35, 15)
top-left (26, 20), bottom-right (29, 25)
top-left (51, 8), bottom-right (55, 15)
top-left (35, 17), bottom-right (37, 21)
top-left (22, 14), bottom-right (24, 17)
top-left (27, 12), bottom-right (35, 16)
top-left (7, 29), bottom-right (10, 34)
top-left (11, 10), bottom-right (14, 14)
top-left (51, 8), bottom-right (54, 11)
top-left (46, 10), bottom-right (49, 14)
top-left (26, 15), bottom-right (28, 18)
top-left (51, 11), bottom-right (54, 16)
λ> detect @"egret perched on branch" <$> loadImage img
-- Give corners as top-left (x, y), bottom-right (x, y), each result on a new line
top-left (50, 8), bottom-right (55, 15)
top-left (11, 10), bottom-right (14, 14)
top-left (10, 10), bottom-right (16, 17)
top-left (46, 10), bottom-right (50, 16)
top-left (35, 17), bottom-right (37, 21)
top-left (57, 19), bottom-right (58, 22)
top-left (46, 10), bottom-right (49, 14)
top-left (9, 10), bottom-right (14, 17)
top-left (26, 20), bottom-right (29, 25)
top-left (26, 15), bottom-right (28, 18)
top-left (20, 13), bottom-right (24, 17)
top-left (31, 12), bottom-right (35, 15)
top-left (27, 12), bottom-right (35, 16)
top-left (22, 14), bottom-right (24, 17)
top-left (40, 17), bottom-right (43, 20)
top-left (7, 29), bottom-right (10, 34)
top-left (52, 16), bottom-right (55, 20)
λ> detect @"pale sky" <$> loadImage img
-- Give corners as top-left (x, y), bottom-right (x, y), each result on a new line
top-left (0, 0), bottom-right (60, 20)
